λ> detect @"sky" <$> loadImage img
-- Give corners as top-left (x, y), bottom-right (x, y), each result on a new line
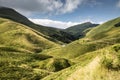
top-left (0, 0), bottom-right (120, 29)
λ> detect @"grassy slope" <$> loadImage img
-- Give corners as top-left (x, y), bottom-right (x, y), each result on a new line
top-left (0, 18), bottom-right (58, 53)
top-left (42, 36), bottom-right (120, 59)
top-left (42, 44), bottom-right (120, 80)
top-left (0, 51), bottom-right (74, 80)
top-left (0, 18), bottom-right (75, 80)
top-left (41, 17), bottom-right (120, 80)
top-left (86, 17), bottom-right (120, 40)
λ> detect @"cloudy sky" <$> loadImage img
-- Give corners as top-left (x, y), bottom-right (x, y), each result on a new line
top-left (0, 0), bottom-right (120, 28)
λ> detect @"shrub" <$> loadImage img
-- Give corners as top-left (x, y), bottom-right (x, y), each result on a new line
top-left (102, 57), bottom-right (113, 69)
top-left (115, 22), bottom-right (120, 27)
top-left (112, 45), bottom-right (120, 52)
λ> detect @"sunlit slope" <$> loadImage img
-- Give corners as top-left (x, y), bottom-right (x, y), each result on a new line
top-left (42, 37), bottom-right (120, 59)
top-left (42, 44), bottom-right (120, 80)
top-left (0, 18), bottom-right (74, 80)
top-left (86, 17), bottom-right (120, 40)
top-left (0, 18), bottom-right (58, 53)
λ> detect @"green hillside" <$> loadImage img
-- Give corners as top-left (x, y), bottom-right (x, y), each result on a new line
top-left (40, 17), bottom-right (120, 80)
top-left (0, 18), bottom-right (74, 80)
top-left (65, 22), bottom-right (98, 38)
top-left (86, 17), bottom-right (120, 40)
top-left (0, 18), bottom-right (58, 53)
top-left (0, 7), bottom-right (76, 43)
top-left (0, 51), bottom-right (74, 80)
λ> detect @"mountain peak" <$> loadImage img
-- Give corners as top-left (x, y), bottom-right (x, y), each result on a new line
top-left (84, 22), bottom-right (92, 24)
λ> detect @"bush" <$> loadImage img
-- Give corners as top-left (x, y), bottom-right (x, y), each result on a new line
top-left (112, 45), bottom-right (120, 52)
top-left (102, 57), bottom-right (113, 69)
top-left (32, 54), bottom-right (53, 60)
top-left (0, 67), bottom-right (35, 80)
top-left (115, 22), bottom-right (120, 27)
top-left (102, 53), bottom-right (120, 70)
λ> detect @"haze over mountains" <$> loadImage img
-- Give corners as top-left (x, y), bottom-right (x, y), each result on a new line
top-left (0, 6), bottom-right (120, 80)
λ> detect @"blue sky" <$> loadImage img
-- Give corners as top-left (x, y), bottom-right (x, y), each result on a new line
top-left (0, 0), bottom-right (120, 28)
top-left (29, 0), bottom-right (120, 22)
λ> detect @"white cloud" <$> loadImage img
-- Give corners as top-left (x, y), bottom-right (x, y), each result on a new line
top-left (85, 0), bottom-right (102, 7)
top-left (29, 18), bottom-right (94, 29)
top-left (117, 0), bottom-right (120, 7)
top-left (58, 0), bottom-right (83, 14)
top-left (0, 0), bottom-right (84, 15)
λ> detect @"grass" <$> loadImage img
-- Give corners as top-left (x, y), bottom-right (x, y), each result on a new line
top-left (42, 44), bottom-right (120, 80)
top-left (42, 36), bottom-right (120, 59)
top-left (0, 49), bottom-right (74, 80)
top-left (41, 17), bottom-right (120, 80)
top-left (0, 51), bottom-right (53, 80)
top-left (0, 18), bottom-right (59, 53)
top-left (30, 58), bottom-right (73, 72)
top-left (86, 17), bottom-right (120, 40)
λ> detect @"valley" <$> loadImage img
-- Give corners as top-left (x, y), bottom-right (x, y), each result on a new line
top-left (0, 7), bottom-right (120, 80)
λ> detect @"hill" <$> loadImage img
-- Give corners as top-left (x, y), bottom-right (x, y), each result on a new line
top-left (0, 18), bottom-right (59, 53)
top-left (41, 17), bottom-right (120, 80)
top-left (86, 17), bottom-right (120, 40)
top-left (0, 18), bottom-right (75, 80)
top-left (65, 22), bottom-right (98, 38)
top-left (0, 7), bottom-right (76, 43)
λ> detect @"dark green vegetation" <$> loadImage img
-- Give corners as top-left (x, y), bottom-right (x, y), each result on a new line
top-left (0, 7), bottom-right (120, 80)
top-left (65, 22), bottom-right (98, 38)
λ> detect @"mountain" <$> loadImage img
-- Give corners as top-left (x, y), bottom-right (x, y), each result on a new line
top-left (65, 22), bottom-right (99, 38)
top-left (41, 17), bottom-right (120, 80)
top-left (0, 7), bottom-right (76, 43)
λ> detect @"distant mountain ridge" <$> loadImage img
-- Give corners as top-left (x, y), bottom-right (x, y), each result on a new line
top-left (0, 7), bottom-right (76, 43)
top-left (0, 7), bottom-right (100, 43)
top-left (64, 22), bottom-right (99, 38)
